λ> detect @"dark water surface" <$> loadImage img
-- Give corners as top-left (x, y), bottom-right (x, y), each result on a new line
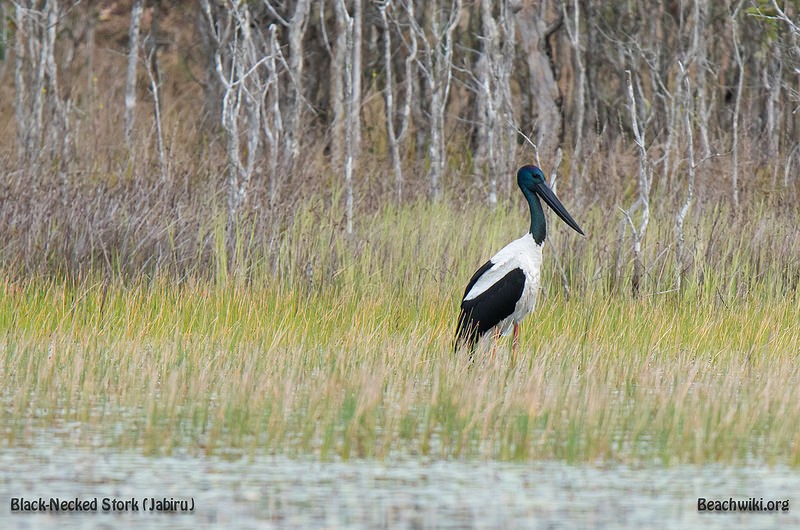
top-left (1, 443), bottom-right (798, 529)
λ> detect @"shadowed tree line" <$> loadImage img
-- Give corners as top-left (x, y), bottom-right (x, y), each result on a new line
top-left (1, 0), bottom-right (799, 294)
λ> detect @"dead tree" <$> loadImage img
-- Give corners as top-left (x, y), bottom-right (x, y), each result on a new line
top-left (327, 0), bottom-right (347, 172)
top-left (14, 0), bottom-right (71, 170)
top-left (264, 27), bottom-right (283, 208)
top-left (730, 0), bottom-right (744, 210)
top-left (517, 4), bottom-right (562, 162)
top-left (763, 41), bottom-right (782, 167)
top-left (563, 0), bottom-right (586, 190)
top-left (334, 0), bottom-right (362, 235)
top-left (264, 0), bottom-right (311, 166)
top-left (475, 0), bottom-right (499, 206)
top-left (750, 0), bottom-right (800, 187)
top-left (379, 0), bottom-right (415, 203)
top-left (760, 1), bottom-right (796, 172)
top-left (409, 0), bottom-right (462, 201)
top-left (693, 0), bottom-right (712, 161)
top-left (201, 0), bottom-right (278, 254)
top-left (0, 3), bottom-right (7, 83)
top-left (475, 0), bottom-right (516, 206)
top-left (143, 34), bottom-right (166, 182)
top-left (124, 0), bottom-right (144, 147)
top-left (675, 64), bottom-right (696, 293)
top-left (622, 70), bottom-right (652, 298)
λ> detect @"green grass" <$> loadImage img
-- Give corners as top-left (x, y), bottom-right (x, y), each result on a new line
top-left (1, 199), bottom-right (799, 465)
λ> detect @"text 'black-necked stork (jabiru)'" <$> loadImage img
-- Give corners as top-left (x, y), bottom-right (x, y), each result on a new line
top-left (454, 165), bottom-right (584, 358)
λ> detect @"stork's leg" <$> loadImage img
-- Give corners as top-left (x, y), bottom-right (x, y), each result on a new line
top-left (507, 323), bottom-right (519, 371)
top-left (512, 323), bottom-right (520, 362)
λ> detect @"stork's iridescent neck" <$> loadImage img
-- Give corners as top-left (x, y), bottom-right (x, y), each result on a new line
top-left (521, 186), bottom-right (546, 245)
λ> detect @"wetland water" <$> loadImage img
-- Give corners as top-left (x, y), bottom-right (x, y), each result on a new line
top-left (1, 444), bottom-right (798, 529)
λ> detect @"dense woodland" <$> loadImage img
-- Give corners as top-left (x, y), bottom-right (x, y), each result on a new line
top-left (1, 1), bottom-right (799, 293)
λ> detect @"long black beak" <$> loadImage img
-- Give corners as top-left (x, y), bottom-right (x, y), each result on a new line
top-left (535, 182), bottom-right (585, 236)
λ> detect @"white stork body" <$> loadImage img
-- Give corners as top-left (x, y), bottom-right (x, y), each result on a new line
top-left (462, 233), bottom-right (542, 338)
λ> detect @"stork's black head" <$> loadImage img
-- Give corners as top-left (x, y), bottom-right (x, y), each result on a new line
top-left (517, 165), bottom-right (584, 242)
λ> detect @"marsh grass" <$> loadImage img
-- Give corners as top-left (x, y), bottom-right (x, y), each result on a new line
top-left (2, 198), bottom-right (799, 465)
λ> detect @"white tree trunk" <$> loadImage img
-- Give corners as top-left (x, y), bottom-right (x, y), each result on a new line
top-left (676, 66), bottom-right (696, 293)
top-left (265, 26), bottom-right (283, 209)
top-left (283, 0), bottom-right (311, 165)
top-left (201, 0), bottom-right (281, 257)
top-left (336, 0), bottom-right (362, 235)
top-left (475, 0), bottom-right (516, 205)
top-left (380, 0), bottom-right (415, 204)
top-left (331, 0), bottom-right (347, 172)
top-left (124, 0), bottom-right (144, 147)
top-left (731, 1), bottom-right (744, 210)
top-left (144, 44), bottom-right (166, 182)
top-left (764, 42), bottom-right (781, 163)
top-left (14, 1), bottom-right (69, 169)
top-left (410, 0), bottom-right (462, 201)
top-left (476, 0), bottom-right (498, 205)
top-left (623, 70), bottom-right (651, 298)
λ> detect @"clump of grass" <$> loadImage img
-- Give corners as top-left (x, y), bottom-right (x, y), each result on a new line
top-left (2, 200), bottom-right (799, 466)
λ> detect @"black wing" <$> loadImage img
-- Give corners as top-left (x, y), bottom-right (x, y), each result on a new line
top-left (454, 265), bottom-right (525, 352)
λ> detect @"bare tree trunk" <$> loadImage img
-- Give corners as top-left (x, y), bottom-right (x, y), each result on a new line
top-left (15, 3), bottom-right (46, 165)
top-left (336, 0), bottom-right (362, 235)
top-left (14, 5), bottom-right (28, 164)
top-left (379, 0), bottom-right (415, 204)
top-left (330, 0), bottom-right (347, 172)
top-left (730, 0), bottom-right (744, 210)
top-left (14, 0), bottom-right (69, 171)
top-left (201, 0), bottom-right (277, 259)
top-left (283, 0), bottom-right (311, 165)
top-left (379, 1), bottom-right (399, 202)
top-left (261, 0), bottom-right (310, 167)
top-left (124, 0), bottom-right (145, 147)
top-left (29, 4), bottom-right (48, 163)
top-left (476, 0), bottom-right (498, 206)
top-left (42, 0), bottom-right (68, 168)
top-left (581, 0), bottom-right (601, 142)
top-left (497, 1), bottom-right (517, 194)
top-left (694, 0), bottom-right (711, 160)
top-left (517, 5), bottom-right (562, 162)
top-left (764, 42), bottom-right (781, 165)
top-left (84, 4), bottom-right (96, 158)
top-left (0, 3), bottom-right (9, 83)
top-left (196, 1), bottom-right (226, 129)
top-left (475, 0), bottom-right (516, 206)
top-left (769, 0), bottom-right (800, 189)
top-left (398, 1), bottom-right (418, 199)
top-left (564, 0), bottom-right (585, 191)
top-left (676, 66), bottom-right (696, 293)
top-left (144, 41), bottom-right (166, 182)
top-left (660, 83), bottom-right (677, 187)
top-left (623, 70), bottom-right (652, 298)
top-left (265, 26), bottom-right (283, 209)
top-left (410, 0), bottom-right (462, 201)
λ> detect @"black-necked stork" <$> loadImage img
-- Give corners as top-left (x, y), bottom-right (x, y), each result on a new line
top-left (454, 165), bottom-right (584, 355)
